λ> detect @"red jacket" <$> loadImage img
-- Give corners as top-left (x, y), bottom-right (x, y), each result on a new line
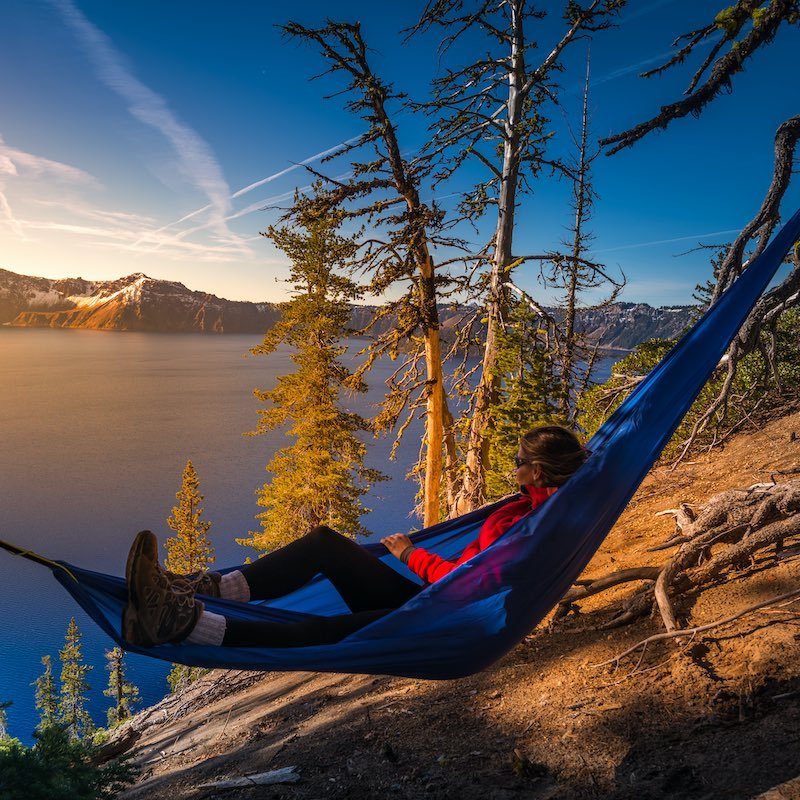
top-left (406, 485), bottom-right (558, 584)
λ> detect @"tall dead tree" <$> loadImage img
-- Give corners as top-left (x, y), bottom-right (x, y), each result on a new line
top-left (553, 50), bottom-right (623, 421)
top-left (600, 2), bottom-right (800, 458)
top-left (283, 21), bottom-right (460, 525)
top-left (411, 0), bottom-right (625, 513)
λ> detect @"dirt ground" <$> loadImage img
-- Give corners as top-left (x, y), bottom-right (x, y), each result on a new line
top-left (118, 410), bottom-right (800, 800)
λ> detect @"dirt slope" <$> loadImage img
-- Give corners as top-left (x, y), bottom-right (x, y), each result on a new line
top-left (118, 411), bottom-right (800, 800)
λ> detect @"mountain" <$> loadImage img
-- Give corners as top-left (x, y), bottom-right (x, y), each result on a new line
top-left (567, 302), bottom-right (696, 350)
top-left (0, 269), bottom-right (281, 334)
top-left (0, 268), bottom-right (695, 349)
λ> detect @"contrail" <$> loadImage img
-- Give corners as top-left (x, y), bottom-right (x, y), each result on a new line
top-left (620, 0), bottom-right (680, 24)
top-left (231, 137), bottom-right (360, 199)
top-left (155, 136), bottom-right (362, 238)
top-left (594, 229), bottom-right (742, 255)
top-left (49, 0), bottom-right (237, 244)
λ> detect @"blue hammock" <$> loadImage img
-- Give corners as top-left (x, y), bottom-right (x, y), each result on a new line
top-left (3, 209), bottom-right (800, 679)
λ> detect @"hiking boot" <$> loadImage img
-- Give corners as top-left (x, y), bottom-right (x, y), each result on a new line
top-left (123, 540), bottom-right (203, 647)
top-left (125, 530), bottom-right (158, 585)
top-left (126, 530), bottom-right (221, 597)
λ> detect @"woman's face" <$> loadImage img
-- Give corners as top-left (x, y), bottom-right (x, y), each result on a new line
top-left (515, 445), bottom-right (542, 487)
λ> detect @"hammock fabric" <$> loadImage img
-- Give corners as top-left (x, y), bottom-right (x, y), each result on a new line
top-left (3, 209), bottom-right (800, 680)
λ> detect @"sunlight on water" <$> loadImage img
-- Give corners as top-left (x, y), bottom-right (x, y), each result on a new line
top-left (0, 328), bottom-right (422, 742)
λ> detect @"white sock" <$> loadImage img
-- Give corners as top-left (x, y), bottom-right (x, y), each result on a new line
top-left (186, 610), bottom-right (226, 646)
top-left (220, 570), bottom-right (251, 602)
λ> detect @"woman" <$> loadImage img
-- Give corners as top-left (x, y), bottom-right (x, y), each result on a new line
top-left (123, 426), bottom-right (587, 649)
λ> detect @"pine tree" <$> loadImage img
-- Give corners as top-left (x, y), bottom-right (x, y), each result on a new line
top-left (484, 300), bottom-right (563, 499)
top-left (164, 460), bottom-right (215, 692)
top-left (600, 3), bottom-right (800, 462)
top-left (33, 655), bottom-right (58, 730)
top-left (283, 22), bottom-right (460, 526)
top-left (103, 648), bottom-right (140, 727)
top-left (553, 50), bottom-right (622, 423)
top-left (0, 724), bottom-right (138, 799)
top-left (57, 618), bottom-right (93, 740)
top-left (166, 664), bottom-right (206, 695)
top-left (237, 195), bottom-right (385, 554)
top-left (164, 459), bottom-right (215, 575)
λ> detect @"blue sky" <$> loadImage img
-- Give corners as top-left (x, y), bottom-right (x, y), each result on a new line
top-left (1, 0), bottom-right (797, 306)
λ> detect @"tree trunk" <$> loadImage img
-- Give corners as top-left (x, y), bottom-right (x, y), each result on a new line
top-left (416, 249), bottom-right (458, 526)
top-left (457, 0), bottom-right (524, 514)
top-left (561, 54), bottom-right (591, 419)
top-left (377, 95), bottom-right (458, 526)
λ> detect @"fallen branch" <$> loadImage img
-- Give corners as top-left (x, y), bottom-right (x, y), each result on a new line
top-left (646, 535), bottom-right (690, 553)
top-left (198, 767), bottom-right (300, 789)
top-left (89, 728), bottom-right (141, 766)
top-left (560, 567), bottom-right (661, 603)
top-left (652, 482), bottom-right (800, 630)
top-left (555, 481), bottom-right (800, 638)
top-left (688, 516), bottom-right (800, 585)
top-left (771, 465), bottom-right (800, 482)
top-left (597, 589), bottom-right (654, 631)
top-left (654, 503), bottom-right (697, 532)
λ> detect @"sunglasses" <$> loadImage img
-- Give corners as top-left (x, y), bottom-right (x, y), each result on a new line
top-left (514, 456), bottom-right (532, 468)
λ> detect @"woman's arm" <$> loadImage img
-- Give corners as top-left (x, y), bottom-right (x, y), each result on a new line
top-left (383, 532), bottom-right (469, 583)
top-left (381, 533), bottom-right (416, 565)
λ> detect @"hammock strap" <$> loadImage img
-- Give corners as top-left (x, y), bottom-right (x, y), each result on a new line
top-left (0, 537), bottom-right (78, 583)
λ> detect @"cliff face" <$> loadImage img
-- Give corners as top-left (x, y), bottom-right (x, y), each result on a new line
top-left (572, 302), bottom-right (695, 350)
top-left (0, 269), bottom-right (97, 323)
top-left (0, 269), bottom-right (281, 333)
top-left (0, 267), bottom-right (695, 348)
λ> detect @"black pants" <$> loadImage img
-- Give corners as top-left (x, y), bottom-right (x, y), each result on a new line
top-left (221, 526), bottom-right (421, 647)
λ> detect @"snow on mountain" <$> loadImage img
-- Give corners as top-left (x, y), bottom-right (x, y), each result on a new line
top-left (0, 268), bottom-right (280, 333)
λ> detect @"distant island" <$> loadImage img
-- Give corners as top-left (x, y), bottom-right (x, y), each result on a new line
top-left (0, 268), bottom-right (695, 351)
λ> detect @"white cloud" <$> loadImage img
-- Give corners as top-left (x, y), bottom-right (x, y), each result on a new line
top-left (18, 215), bottom-right (248, 261)
top-left (0, 191), bottom-right (27, 240)
top-left (8, 191), bottom-right (257, 263)
top-left (619, 277), bottom-right (697, 298)
top-left (0, 136), bottom-right (96, 184)
top-left (31, 198), bottom-right (156, 226)
top-left (0, 135), bottom-right (98, 242)
top-left (48, 0), bottom-right (243, 250)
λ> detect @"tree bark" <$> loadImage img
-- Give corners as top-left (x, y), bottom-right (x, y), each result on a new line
top-left (457, 0), bottom-right (525, 514)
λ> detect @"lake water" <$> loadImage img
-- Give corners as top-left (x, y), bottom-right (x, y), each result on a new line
top-left (0, 328), bottom-right (615, 743)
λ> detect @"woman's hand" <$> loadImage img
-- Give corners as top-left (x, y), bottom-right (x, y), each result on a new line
top-left (381, 533), bottom-right (413, 560)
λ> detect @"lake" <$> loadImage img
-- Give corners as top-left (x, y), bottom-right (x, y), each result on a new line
top-left (0, 328), bottom-right (615, 743)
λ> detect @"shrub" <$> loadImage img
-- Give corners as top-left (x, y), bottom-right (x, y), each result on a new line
top-left (578, 309), bottom-right (800, 459)
top-left (0, 725), bottom-right (136, 800)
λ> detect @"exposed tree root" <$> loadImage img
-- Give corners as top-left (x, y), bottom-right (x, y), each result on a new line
top-left (553, 567), bottom-right (661, 622)
top-left (595, 588), bottom-right (800, 669)
top-left (557, 479), bottom-right (800, 638)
